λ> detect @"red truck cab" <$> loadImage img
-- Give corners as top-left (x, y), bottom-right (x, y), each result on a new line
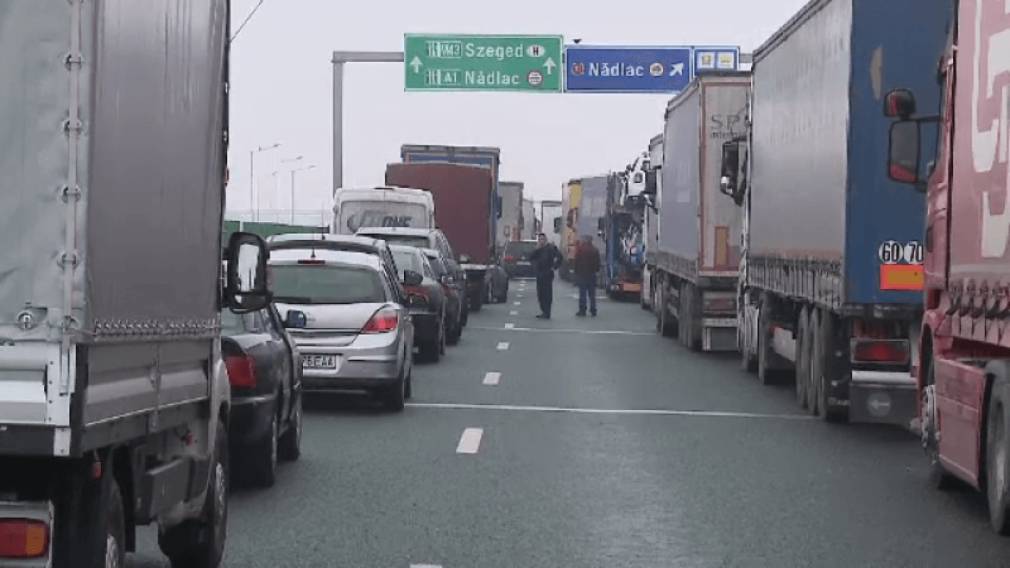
top-left (885, 0), bottom-right (1010, 533)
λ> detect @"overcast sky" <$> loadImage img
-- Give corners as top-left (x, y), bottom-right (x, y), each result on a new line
top-left (226, 0), bottom-right (810, 224)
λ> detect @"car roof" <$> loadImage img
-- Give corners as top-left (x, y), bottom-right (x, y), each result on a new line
top-left (268, 233), bottom-right (387, 253)
top-left (355, 227), bottom-right (436, 238)
top-left (388, 244), bottom-right (426, 256)
top-left (269, 249), bottom-right (384, 270)
top-left (419, 248), bottom-right (441, 258)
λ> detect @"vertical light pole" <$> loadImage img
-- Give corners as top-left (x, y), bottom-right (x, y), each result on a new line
top-left (289, 164), bottom-right (317, 224)
top-left (250, 142), bottom-right (281, 222)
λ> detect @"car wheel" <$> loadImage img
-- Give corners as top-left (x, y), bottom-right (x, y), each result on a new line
top-left (447, 315), bottom-right (462, 345)
top-left (383, 368), bottom-right (407, 412)
top-left (160, 422), bottom-right (229, 568)
top-left (245, 405), bottom-right (277, 488)
top-left (988, 372), bottom-right (1010, 534)
top-left (404, 364), bottom-right (413, 400)
top-left (278, 393), bottom-right (302, 462)
top-left (439, 317), bottom-right (447, 355)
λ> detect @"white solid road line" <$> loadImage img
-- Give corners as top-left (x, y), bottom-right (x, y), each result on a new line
top-left (496, 342), bottom-right (510, 351)
top-left (471, 326), bottom-right (653, 337)
top-left (411, 564), bottom-right (442, 568)
top-left (483, 371), bottom-right (501, 386)
top-left (410, 402), bottom-right (813, 421)
top-left (504, 323), bottom-right (515, 329)
top-left (456, 427), bottom-right (484, 454)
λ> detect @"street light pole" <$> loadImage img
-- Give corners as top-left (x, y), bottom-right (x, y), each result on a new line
top-left (289, 164), bottom-right (316, 224)
top-left (250, 142), bottom-right (281, 222)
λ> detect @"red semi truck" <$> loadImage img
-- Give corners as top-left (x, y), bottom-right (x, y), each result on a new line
top-left (885, 0), bottom-right (1010, 533)
top-left (385, 162), bottom-right (502, 309)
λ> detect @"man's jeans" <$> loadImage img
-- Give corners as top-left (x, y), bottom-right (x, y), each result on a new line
top-left (578, 275), bottom-right (597, 315)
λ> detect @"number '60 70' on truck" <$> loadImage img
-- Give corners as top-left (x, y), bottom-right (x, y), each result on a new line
top-left (0, 1), bottom-right (270, 566)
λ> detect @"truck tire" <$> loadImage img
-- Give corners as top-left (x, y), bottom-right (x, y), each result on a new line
top-left (795, 308), bottom-right (810, 409)
top-left (921, 358), bottom-right (953, 490)
top-left (657, 283), bottom-right (677, 338)
top-left (682, 284), bottom-right (701, 352)
top-left (987, 370), bottom-right (1010, 535)
top-left (278, 392), bottom-right (302, 462)
top-left (756, 299), bottom-right (779, 386)
top-left (817, 312), bottom-right (848, 423)
top-left (807, 309), bottom-right (823, 414)
top-left (739, 304), bottom-right (758, 373)
top-left (160, 423), bottom-right (229, 568)
top-left (246, 408), bottom-right (278, 488)
top-left (100, 473), bottom-right (126, 568)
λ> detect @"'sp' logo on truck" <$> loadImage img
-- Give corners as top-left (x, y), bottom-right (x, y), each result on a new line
top-left (976, 0), bottom-right (1010, 257)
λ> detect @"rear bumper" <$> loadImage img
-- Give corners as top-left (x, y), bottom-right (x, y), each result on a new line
top-left (293, 334), bottom-right (403, 393)
top-left (230, 393), bottom-right (277, 447)
top-left (848, 370), bottom-right (917, 427)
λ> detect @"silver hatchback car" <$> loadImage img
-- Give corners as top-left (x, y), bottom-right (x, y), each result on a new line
top-left (270, 248), bottom-right (416, 411)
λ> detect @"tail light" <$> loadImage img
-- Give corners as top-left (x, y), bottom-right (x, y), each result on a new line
top-left (405, 285), bottom-right (430, 305)
top-left (363, 307), bottom-right (399, 333)
top-left (504, 255), bottom-right (516, 262)
top-left (0, 519), bottom-right (49, 559)
top-left (225, 353), bottom-right (257, 389)
top-left (850, 339), bottom-right (910, 365)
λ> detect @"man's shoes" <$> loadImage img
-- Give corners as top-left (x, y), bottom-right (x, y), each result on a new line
top-left (576, 311), bottom-right (586, 317)
top-left (591, 311), bottom-right (597, 317)
top-left (536, 314), bottom-right (550, 319)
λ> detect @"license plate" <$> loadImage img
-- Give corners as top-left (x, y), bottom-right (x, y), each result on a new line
top-left (518, 261), bottom-right (531, 266)
top-left (302, 354), bottom-right (337, 370)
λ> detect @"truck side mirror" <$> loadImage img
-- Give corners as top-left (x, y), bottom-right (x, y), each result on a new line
top-left (224, 232), bottom-right (271, 312)
top-left (496, 196), bottom-right (503, 219)
top-left (888, 120), bottom-right (923, 188)
top-left (643, 169), bottom-right (658, 197)
top-left (597, 218), bottom-right (605, 232)
top-left (720, 141), bottom-right (740, 198)
top-left (884, 89), bottom-right (916, 119)
top-left (553, 217), bottom-right (561, 233)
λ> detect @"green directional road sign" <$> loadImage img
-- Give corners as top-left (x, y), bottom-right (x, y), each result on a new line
top-left (404, 34), bottom-right (563, 92)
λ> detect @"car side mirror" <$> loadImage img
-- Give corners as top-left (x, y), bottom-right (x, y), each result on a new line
top-left (720, 141), bottom-right (741, 198)
top-left (884, 88), bottom-right (916, 119)
top-left (888, 120), bottom-right (923, 189)
top-left (224, 232), bottom-right (271, 312)
top-left (284, 310), bottom-right (308, 329)
top-left (403, 270), bottom-right (423, 287)
top-left (459, 254), bottom-right (472, 264)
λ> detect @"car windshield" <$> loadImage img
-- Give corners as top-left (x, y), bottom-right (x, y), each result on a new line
top-left (364, 234), bottom-right (432, 249)
top-left (271, 264), bottom-right (385, 304)
top-left (391, 249), bottom-right (424, 279)
top-left (505, 241), bottom-right (537, 259)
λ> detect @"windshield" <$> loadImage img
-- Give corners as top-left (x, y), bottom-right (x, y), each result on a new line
top-left (337, 200), bottom-right (430, 233)
top-left (271, 264), bottom-right (385, 304)
top-left (504, 241), bottom-right (537, 259)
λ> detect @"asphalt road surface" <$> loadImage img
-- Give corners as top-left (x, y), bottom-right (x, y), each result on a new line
top-left (132, 279), bottom-right (1010, 567)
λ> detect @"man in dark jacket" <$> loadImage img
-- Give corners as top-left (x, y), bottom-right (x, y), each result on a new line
top-left (574, 235), bottom-right (601, 317)
top-left (529, 233), bottom-right (562, 319)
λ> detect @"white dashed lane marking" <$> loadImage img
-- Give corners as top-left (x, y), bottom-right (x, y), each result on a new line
top-left (496, 342), bottom-right (510, 351)
top-left (483, 372), bottom-right (501, 386)
top-left (410, 402), bottom-right (813, 421)
top-left (456, 428), bottom-right (484, 454)
top-left (504, 323), bottom-right (515, 329)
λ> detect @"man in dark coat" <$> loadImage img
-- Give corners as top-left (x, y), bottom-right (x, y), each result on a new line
top-left (574, 235), bottom-right (601, 317)
top-left (528, 233), bottom-right (562, 319)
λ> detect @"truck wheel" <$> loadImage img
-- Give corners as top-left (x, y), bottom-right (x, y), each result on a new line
top-left (657, 284), bottom-right (677, 338)
top-left (684, 285), bottom-right (701, 352)
top-left (160, 423), bottom-right (229, 568)
top-left (756, 300), bottom-right (779, 386)
top-left (247, 407), bottom-right (278, 488)
top-left (101, 474), bottom-right (126, 568)
top-left (795, 308), bottom-right (810, 409)
top-left (987, 372), bottom-right (1010, 535)
top-left (817, 313), bottom-right (848, 423)
top-left (278, 392), bottom-right (302, 462)
top-left (808, 309), bottom-right (822, 415)
top-left (739, 305), bottom-right (758, 373)
top-left (921, 360), bottom-right (953, 490)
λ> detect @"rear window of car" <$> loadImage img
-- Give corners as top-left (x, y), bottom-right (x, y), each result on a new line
top-left (504, 241), bottom-right (537, 259)
top-left (271, 264), bottom-right (385, 305)
top-left (425, 255), bottom-right (447, 277)
top-left (366, 234), bottom-right (432, 249)
top-left (391, 249), bottom-right (424, 278)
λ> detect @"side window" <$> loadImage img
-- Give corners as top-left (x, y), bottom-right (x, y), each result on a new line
top-left (422, 257), bottom-right (434, 279)
top-left (246, 311), bottom-right (267, 333)
top-left (439, 233), bottom-right (455, 260)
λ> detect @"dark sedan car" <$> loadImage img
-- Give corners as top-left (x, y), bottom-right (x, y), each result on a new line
top-left (390, 245), bottom-right (447, 362)
top-left (222, 305), bottom-right (303, 488)
top-left (422, 247), bottom-right (464, 344)
top-left (502, 240), bottom-right (538, 279)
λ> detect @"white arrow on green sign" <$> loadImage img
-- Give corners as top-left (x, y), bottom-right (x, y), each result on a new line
top-left (404, 34), bottom-right (563, 92)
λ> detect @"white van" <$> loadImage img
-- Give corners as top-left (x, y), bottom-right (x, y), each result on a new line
top-left (332, 186), bottom-right (435, 235)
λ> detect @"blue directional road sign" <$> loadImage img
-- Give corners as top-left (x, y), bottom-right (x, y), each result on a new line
top-left (564, 46), bottom-right (740, 94)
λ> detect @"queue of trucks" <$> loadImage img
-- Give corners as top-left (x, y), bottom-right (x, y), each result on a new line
top-left (632, 0), bottom-right (1010, 536)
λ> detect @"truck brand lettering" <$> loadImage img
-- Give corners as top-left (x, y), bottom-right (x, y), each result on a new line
top-left (346, 211), bottom-right (414, 232)
top-left (975, 0), bottom-right (1010, 256)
